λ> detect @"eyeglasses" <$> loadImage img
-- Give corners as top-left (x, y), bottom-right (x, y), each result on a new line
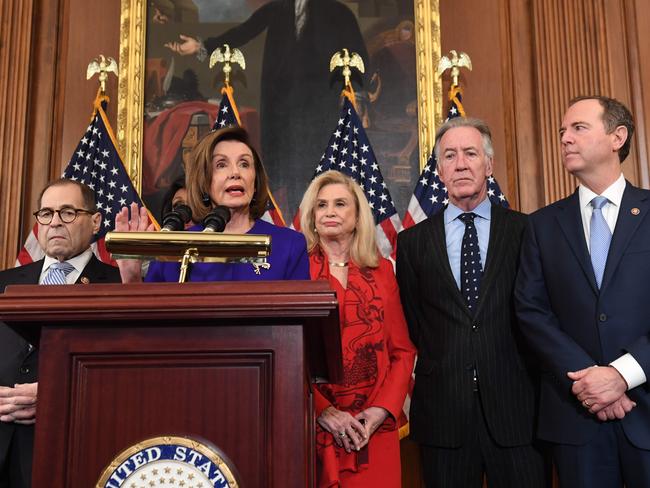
top-left (33, 207), bottom-right (95, 225)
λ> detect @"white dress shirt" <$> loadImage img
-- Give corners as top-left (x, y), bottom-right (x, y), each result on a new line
top-left (39, 248), bottom-right (93, 285)
top-left (578, 173), bottom-right (646, 390)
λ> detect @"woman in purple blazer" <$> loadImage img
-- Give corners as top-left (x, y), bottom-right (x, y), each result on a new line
top-left (116, 126), bottom-right (309, 282)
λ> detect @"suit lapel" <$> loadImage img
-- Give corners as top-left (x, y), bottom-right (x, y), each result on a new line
top-left (17, 260), bottom-right (44, 284)
top-left (75, 255), bottom-right (98, 284)
top-left (474, 205), bottom-right (508, 315)
top-left (75, 255), bottom-right (114, 284)
top-left (600, 183), bottom-right (649, 292)
top-left (427, 211), bottom-right (473, 319)
top-left (555, 191), bottom-right (598, 295)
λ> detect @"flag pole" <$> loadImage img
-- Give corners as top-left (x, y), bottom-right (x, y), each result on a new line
top-left (208, 45), bottom-right (286, 227)
top-left (329, 48), bottom-right (365, 111)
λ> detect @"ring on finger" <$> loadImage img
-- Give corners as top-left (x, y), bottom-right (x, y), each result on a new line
top-left (583, 399), bottom-right (591, 408)
top-left (338, 431), bottom-right (347, 437)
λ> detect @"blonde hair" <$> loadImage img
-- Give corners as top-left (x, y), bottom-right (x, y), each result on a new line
top-left (299, 170), bottom-right (379, 268)
top-left (185, 126), bottom-right (270, 222)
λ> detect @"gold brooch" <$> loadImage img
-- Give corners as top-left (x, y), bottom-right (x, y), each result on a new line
top-left (251, 262), bottom-right (271, 275)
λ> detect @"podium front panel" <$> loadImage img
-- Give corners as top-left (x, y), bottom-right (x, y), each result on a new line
top-left (0, 281), bottom-right (340, 487)
top-left (34, 322), bottom-right (310, 487)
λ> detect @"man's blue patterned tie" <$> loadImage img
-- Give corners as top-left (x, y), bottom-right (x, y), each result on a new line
top-left (42, 261), bottom-right (75, 285)
top-left (590, 196), bottom-right (611, 289)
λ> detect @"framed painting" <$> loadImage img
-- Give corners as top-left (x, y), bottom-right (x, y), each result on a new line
top-left (118, 0), bottom-right (442, 221)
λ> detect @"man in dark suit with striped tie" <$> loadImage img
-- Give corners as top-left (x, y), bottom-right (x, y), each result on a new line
top-left (0, 179), bottom-right (121, 487)
top-left (516, 96), bottom-right (650, 488)
top-left (396, 117), bottom-right (546, 487)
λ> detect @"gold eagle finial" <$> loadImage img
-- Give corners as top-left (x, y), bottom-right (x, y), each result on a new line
top-left (436, 50), bottom-right (472, 87)
top-left (86, 55), bottom-right (118, 94)
top-left (209, 44), bottom-right (246, 87)
top-left (329, 48), bottom-right (365, 89)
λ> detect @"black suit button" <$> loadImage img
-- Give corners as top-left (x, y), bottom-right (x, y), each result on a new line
top-left (599, 313), bottom-right (607, 322)
top-left (19, 366), bottom-right (30, 374)
top-left (472, 323), bottom-right (479, 332)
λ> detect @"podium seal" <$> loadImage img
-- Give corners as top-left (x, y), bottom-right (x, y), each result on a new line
top-left (96, 436), bottom-right (240, 488)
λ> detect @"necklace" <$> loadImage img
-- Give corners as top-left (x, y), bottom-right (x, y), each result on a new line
top-left (329, 261), bottom-right (348, 267)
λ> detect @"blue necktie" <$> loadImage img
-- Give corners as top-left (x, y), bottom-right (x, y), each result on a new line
top-left (42, 261), bottom-right (75, 285)
top-left (459, 212), bottom-right (483, 311)
top-left (590, 196), bottom-right (612, 288)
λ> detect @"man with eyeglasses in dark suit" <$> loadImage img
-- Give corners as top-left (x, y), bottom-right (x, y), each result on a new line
top-left (0, 179), bottom-right (120, 487)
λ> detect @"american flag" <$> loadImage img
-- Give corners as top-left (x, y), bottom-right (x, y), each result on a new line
top-left (212, 85), bottom-right (286, 227)
top-left (402, 86), bottom-right (509, 229)
top-left (212, 85), bottom-right (240, 129)
top-left (16, 96), bottom-right (146, 265)
top-left (293, 95), bottom-right (402, 259)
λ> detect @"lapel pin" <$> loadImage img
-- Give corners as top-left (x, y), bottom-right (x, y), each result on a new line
top-left (80, 276), bottom-right (90, 284)
top-left (631, 208), bottom-right (640, 216)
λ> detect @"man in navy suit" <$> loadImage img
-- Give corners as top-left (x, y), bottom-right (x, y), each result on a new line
top-left (0, 179), bottom-right (121, 487)
top-left (516, 96), bottom-right (650, 487)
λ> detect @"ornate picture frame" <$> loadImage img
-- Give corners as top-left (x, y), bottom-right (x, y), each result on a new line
top-left (117, 0), bottom-right (441, 219)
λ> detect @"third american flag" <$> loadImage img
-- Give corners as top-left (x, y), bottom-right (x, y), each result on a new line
top-left (294, 95), bottom-right (402, 259)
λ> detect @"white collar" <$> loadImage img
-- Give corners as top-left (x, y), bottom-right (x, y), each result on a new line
top-left (578, 172), bottom-right (626, 209)
top-left (43, 248), bottom-right (93, 275)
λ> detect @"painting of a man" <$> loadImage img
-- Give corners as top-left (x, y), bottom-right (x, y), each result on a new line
top-left (144, 1), bottom-right (419, 219)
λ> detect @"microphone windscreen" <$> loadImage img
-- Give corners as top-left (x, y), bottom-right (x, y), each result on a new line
top-left (161, 204), bottom-right (193, 232)
top-left (173, 204), bottom-right (193, 225)
top-left (202, 205), bottom-right (231, 232)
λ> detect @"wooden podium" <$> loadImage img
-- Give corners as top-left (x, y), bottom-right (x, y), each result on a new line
top-left (0, 281), bottom-right (341, 487)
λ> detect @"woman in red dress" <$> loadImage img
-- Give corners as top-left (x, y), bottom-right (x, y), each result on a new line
top-left (299, 170), bottom-right (416, 487)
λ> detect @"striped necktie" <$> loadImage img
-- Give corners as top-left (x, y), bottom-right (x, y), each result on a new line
top-left (589, 196), bottom-right (612, 289)
top-left (42, 261), bottom-right (76, 285)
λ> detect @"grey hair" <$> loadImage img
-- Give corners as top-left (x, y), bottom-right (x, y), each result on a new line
top-left (434, 117), bottom-right (494, 159)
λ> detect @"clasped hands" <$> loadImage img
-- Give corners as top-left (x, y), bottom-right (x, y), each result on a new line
top-left (568, 365), bottom-right (635, 422)
top-left (317, 405), bottom-right (389, 453)
top-left (0, 382), bottom-right (38, 425)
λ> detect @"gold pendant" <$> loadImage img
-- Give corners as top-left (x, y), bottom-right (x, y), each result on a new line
top-left (252, 262), bottom-right (271, 275)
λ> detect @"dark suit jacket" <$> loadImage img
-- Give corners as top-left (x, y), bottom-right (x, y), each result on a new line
top-left (515, 182), bottom-right (650, 449)
top-left (0, 254), bottom-right (121, 480)
top-left (396, 204), bottom-right (537, 448)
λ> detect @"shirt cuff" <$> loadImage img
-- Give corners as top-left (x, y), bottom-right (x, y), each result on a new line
top-left (610, 353), bottom-right (647, 390)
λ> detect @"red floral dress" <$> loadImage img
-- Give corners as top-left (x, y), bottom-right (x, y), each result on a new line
top-left (310, 249), bottom-right (416, 487)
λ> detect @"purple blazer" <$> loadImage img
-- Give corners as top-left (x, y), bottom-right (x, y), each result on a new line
top-left (145, 219), bottom-right (309, 282)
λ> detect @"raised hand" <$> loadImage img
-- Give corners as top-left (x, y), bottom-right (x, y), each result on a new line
top-left (114, 202), bottom-right (154, 283)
